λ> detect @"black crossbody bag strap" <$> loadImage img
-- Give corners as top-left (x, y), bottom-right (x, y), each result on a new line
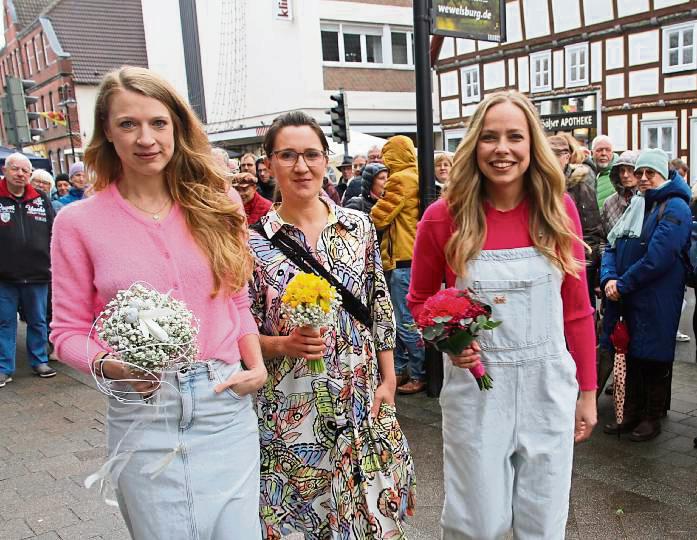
top-left (252, 224), bottom-right (374, 328)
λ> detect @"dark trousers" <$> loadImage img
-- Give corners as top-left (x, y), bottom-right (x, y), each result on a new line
top-left (624, 358), bottom-right (671, 422)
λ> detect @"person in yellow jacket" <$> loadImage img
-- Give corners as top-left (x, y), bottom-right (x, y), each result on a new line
top-left (370, 135), bottom-right (426, 394)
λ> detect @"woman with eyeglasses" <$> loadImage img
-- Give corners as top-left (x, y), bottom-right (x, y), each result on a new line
top-left (248, 111), bottom-right (415, 539)
top-left (601, 148), bottom-right (691, 441)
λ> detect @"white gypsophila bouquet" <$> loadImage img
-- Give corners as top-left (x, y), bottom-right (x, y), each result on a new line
top-left (96, 283), bottom-right (199, 372)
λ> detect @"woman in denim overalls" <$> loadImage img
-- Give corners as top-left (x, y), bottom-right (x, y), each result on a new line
top-left (409, 91), bottom-right (598, 539)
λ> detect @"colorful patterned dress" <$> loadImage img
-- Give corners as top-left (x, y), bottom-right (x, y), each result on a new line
top-left (249, 200), bottom-right (416, 540)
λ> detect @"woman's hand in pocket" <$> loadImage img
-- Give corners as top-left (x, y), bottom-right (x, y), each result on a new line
top-left (214, 364), bottom-right (268, 397)
top-left (448, 341), bottom-right (481, 370)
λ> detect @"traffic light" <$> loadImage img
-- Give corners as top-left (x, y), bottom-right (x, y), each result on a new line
top-left (328, 90), bottom-right (350, 144)
top-left (2, 76), bottom-right (42, 148)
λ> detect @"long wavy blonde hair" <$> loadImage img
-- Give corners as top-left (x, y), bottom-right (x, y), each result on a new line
top-left (445, 90), bottom-right (583, 278)
top-left (84, 66), bottom-right (252, 296)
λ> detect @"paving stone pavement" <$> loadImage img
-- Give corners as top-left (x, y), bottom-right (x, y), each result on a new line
top-left (1, 297), bottom-right (697, 539)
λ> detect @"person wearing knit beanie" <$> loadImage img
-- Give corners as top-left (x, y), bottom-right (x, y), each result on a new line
top-left (68, 161), bottom-right (84, 180)
top-left (58, 162), bottom-right (87, 206)
top-left (634, 148), bottom-right (669, 182)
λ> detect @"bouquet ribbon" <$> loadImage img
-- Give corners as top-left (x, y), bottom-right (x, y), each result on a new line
top-left (124, 306), bottom-right (175, 342)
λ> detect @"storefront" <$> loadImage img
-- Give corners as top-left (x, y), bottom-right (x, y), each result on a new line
top-left (534, 92), bottom-right (599, 147)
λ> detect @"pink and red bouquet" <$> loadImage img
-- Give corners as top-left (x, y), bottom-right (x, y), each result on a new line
top-left (416, 288), bottom-right (501, 391)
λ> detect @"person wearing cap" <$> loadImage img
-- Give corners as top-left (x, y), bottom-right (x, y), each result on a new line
top-left (232, 172), bottom-right (272, 225)
top-left (344, 163), bottom-right (388, 215)
top-left (600, 148), bottom-right (691, 441)
top-left (58, 162), bottom-right (87, 206)
top-left (548, 135), bottom-right (602, 306)
top-left (335, 154), bottom-right (353, 200)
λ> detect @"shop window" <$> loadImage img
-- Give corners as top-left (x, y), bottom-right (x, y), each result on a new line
top-left (565, 43), bottom-right (588, 87)
top-left (530, 51), bottom-right (551, 93)
top-left (641, 119), bottom-right (677, 159)
top-left (663, 22), bottom-right (696, 73)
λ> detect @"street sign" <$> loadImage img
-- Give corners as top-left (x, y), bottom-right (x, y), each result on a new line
top-left (431, 0), bottom-right (506, 43)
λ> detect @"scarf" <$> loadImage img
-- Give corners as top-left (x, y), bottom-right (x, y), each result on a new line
top-left (607, 182), bottom-right (671, 248)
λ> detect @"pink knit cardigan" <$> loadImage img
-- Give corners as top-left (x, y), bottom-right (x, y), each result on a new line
top-left (50, 182), bottom-right (258, 374)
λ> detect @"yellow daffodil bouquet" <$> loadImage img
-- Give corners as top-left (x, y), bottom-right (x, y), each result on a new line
top-left (281, 272), bottom-right (341, 373)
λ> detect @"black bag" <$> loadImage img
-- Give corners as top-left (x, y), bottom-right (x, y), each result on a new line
top-left (251, 224), bottom-right (374, 328)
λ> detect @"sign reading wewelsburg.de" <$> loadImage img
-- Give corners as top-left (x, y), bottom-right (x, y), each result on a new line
top-left (432, 0), bottom-right (506, 43)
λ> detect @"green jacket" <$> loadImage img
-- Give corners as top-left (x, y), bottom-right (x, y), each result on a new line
top-left (595, 154), bottom-right (617, 210)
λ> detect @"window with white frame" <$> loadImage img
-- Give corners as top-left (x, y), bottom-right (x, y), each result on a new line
top-left (641, 119), bottom-right (677, 159)
top-left (320, 23), bottom-right (414, 68)
top-left (565, 43), bottom-right (588, 87)
top-left (663, 22), bottom-right (696, 73)
top-left (460, 66), bottom-right (480, 104)
top-left (530, 51), bottom-right (552, 92)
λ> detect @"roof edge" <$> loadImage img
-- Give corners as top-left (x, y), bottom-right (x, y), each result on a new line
top-left (39, 16), bottom-right (68, 58)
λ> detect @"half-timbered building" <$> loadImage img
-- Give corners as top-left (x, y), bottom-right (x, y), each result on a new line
top-left (435, 0), bottom-right (697, 170)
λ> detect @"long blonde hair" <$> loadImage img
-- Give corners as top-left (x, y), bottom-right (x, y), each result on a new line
top-left (85, 66), bottom-right (252, 296)
top-left (445, 90), bottom-right (582, 278)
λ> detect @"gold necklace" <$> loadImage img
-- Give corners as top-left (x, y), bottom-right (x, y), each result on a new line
top-left (128, 197), bottom-right (171, 220)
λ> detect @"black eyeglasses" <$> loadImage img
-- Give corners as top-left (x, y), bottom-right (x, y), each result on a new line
top-left (271, 149), bottom-right (327, 167)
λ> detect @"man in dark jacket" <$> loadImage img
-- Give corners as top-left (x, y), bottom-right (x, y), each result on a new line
top-left (549, 136), bottom-right (603, 306)
top-left (601, 149), bottom-right (691, 441)
top-left (344, 163), bottom-right (388, 215)
top-left (0, 153), bottom-right (56, 386)
top-left (256, 156), bottom-right (276, 201)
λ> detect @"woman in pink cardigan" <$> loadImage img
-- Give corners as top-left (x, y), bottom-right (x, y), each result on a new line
top-left (50, 67), bottom-right (266, 539)
top-left (409, 91), bottom-right (597, 539)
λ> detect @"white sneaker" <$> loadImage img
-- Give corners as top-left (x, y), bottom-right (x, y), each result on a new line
top-left (676, 331), bottom-right (691, 342)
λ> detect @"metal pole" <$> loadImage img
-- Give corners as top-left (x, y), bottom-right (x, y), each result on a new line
top-left (413, 0), bottom-right (435, 217)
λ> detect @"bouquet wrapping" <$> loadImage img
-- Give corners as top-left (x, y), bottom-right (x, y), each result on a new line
top-left (415, 288), bottom-right (501, 391)
top-left (281, 272), bottom-right (341, 374)
top-left (96, 283), bottom-right (199, 373)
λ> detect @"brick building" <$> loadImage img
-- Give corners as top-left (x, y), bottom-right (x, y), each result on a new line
top-left (0, 0), bottom-right (148, 173)
top-left (435, 0), bottom-right (697, 169)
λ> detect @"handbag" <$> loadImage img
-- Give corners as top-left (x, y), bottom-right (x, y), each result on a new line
top-left (251, 223), bottom-right (374, 328)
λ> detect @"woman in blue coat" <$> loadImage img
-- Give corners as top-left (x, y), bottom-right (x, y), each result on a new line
top-left (600, 148), bottom-right (691, 441)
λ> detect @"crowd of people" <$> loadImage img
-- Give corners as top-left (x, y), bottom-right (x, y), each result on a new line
top-left (0, 64), bottom-right (695, 539)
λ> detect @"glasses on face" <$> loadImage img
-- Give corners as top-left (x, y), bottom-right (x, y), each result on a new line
top-left (552, 150), bottom-right (570, 157)
top-left (368, 154), bottom-right (381, 161)
top-left (633, 168), bottom-right (657, 180)
top-left (9, 165), bottom-right (31, 175)
top-left (618, 165), bottom-right (634, 176)
top-left (271, 149), bottom-right (326, 167)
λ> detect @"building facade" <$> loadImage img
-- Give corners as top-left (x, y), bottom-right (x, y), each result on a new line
top-left (435, 0), bottom-right (697, 169)
top-left (143, 0), bottom-right (434, 151)
top-left (0, 0), bottom-right (148, 173)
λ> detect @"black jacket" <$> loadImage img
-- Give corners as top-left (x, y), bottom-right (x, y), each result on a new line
top-left (0, 179), bottom-right (55, 283)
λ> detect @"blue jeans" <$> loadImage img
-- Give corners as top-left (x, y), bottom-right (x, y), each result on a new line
top-left (0, 282), bottom-right (49, 374)
top-left (390, 268), bottom-right (425, 381)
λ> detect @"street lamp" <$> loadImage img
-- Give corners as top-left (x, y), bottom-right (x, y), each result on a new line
top-left (58, 83), bottom-right (77, 165)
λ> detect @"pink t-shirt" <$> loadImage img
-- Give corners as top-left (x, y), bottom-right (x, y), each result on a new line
top-left (50, 183), bottom-right (258, 374)
top-left (407, 195), bottom-right (597, 391)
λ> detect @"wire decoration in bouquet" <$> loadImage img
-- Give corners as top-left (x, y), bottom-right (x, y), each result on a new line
top-left (415, 287), bottom-right (501, 391)
top-left (280, 272), bottom-right (341, 374)
top-left (88, 282), bottom-right (200, 404)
